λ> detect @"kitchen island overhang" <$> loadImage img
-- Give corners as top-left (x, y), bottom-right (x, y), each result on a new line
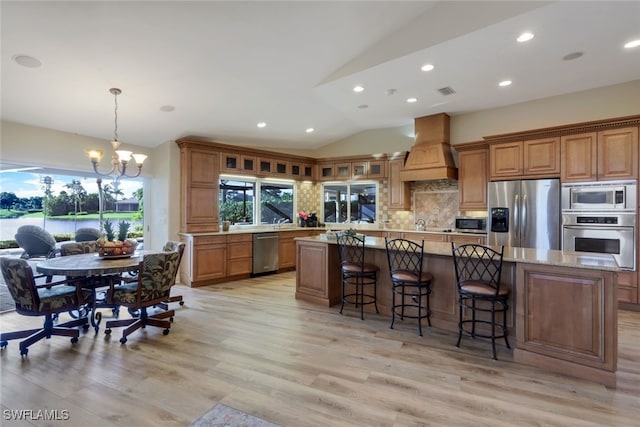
top-left (295, 236), bottom-right (619, 387)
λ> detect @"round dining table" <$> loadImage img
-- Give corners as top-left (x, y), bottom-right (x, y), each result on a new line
top-left (36, 251), bottom-right (155, 331)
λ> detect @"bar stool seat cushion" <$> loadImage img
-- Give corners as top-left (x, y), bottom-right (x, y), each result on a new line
top-left (460, 280), bottom-right (509, 296)
top-left (341, 262), bottom-right (378, 273)
top-left (391, 270), bottom-right (433, 284)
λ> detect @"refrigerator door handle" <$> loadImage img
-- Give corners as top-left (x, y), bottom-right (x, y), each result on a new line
top-left (513, 194), bottom-right (519, 236)
top-left (522, 194), bottom-right (527, 241)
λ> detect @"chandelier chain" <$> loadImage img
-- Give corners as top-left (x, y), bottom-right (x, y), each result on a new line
top-left (113, 90), bottom-right (119, 142)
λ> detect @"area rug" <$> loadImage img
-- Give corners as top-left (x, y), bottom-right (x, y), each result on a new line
top-left (190, 403), bottom-right (279, 427)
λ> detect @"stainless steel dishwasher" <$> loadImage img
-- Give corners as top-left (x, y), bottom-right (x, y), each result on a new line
top-left (252, 232), bottom-right (279, 275)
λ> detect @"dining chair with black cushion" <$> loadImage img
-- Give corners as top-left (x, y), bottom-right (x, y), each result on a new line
top-left (384, 238), bottom-right (434, 336)
top-left (336, 233), bottom-right (379, 320)
top-left (14, 225), bottom-right (57, 259)
top-left (104, 251), bottom-right (180, 344)
top-left (74, 227), bottom-right (102, 242)
top-left (0, 257), bottom-right (91, 356)
top-left (451, 243), bottom-right (509, 360)
top-left (154, 240), bottom-right (186, 311)
top-left (60, 241), bottom-right (120, 321)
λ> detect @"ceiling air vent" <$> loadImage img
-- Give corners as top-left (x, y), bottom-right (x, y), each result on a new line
top-left (437, 86), bottom-right (456, 96)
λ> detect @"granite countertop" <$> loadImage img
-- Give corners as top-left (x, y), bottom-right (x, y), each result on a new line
top-left (179, 226), bottom-right (487, 237)
top-left (295, 235), bottom-right (620, 272)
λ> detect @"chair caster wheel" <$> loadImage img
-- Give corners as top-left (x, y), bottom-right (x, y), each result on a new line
top-left (120, 337), bottom-right (127, 344)
top-left (20, 348), bottom-right (28, 356)
top-left (1, 341), bottom-right (8, 349)
top-left (71, 337), bottom-right (78, 344)
top-left (105, 329), bottom-right (111, 335)
top-left (112, 308), bottom-right (120, 318)
top-left (169, 317), bottom-right (174, 323)
top-left (82, 324), bottom-right (90, 331)
top-left (179, 301), bottom-right (185, 306)
top-left (163, 329), bottom-right (170, 335)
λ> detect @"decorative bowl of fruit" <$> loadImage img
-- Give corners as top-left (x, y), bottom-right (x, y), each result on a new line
top-left (96, 219), bottom-right (138, 259)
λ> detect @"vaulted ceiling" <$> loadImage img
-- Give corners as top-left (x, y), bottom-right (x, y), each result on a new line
top-left (2, 1), bottom-right (639, 150)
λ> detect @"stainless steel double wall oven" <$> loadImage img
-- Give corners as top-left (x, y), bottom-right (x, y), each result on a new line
top-left (561, 180), bottom-right (637, 270)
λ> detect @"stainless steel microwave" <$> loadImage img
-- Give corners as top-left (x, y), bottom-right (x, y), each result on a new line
top-left (561, 180), bottom-right (637, 212)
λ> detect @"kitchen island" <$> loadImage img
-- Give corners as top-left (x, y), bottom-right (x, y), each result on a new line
top-left (295, 235), bottom-right (619, 387)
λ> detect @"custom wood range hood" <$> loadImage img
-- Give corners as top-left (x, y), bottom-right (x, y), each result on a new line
top-left (399, 113), bottom-right (458, 181)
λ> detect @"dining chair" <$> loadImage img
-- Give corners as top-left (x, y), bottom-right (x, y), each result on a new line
top-left (154, 240), bottom-right (186, 311)
top-left (451, 243), bottom-right (509, 360)
top-left (0, 257), bottom-right (91, 356)
top-left (74, 227), bottom-right (102, 242)
top-left (384, 238), bottom-right (434, 336)
top-left (104, 251), bottom-right (181, 344)
top-left (59, 241), bottom-right (123, 324)
top-left (14, 225), bottom-right (57, 259)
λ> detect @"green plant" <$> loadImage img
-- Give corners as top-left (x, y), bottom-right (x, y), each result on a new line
top-left (104, 219), bottom-right (115, 241)
top-left (118, 220), bottom-right (130, 241)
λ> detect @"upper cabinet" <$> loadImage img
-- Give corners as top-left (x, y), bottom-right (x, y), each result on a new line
top-left (561, 127), bottom-right (638, 182)
top-left (317, 158), bottom-right (387, 181)
top-left (597, 127), bottom-right (638, 181)
top-left (456, 142), bottom-right (488, 211)
top-left (388, 158), bottom-right (410, 210)
top-left (220, 152), bottom-right (256, 174)
top-left (489, 137), bottom-right (560, 180)
top-left (178, 142), bottom-right (219, 233)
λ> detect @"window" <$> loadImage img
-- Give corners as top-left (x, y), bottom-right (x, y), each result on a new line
top-left (323, 182), bottom-right (377, 224)
top-left (219, 176), bottom-right (294, 225)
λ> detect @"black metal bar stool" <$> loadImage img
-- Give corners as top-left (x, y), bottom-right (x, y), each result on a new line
top-left (451, 243), bottom-right (510, 360)
top-left (384, 238), bottom-right (434, 336)
top-left (336, 233), bottom-right (379, 320)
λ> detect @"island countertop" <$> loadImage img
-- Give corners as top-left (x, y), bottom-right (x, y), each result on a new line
top-left (296, 235), bottom-right (620, 271)
top-left (294, 236), bottom-right (619, 387)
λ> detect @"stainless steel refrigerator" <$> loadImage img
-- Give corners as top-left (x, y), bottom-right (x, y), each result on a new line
top-left (487, 179), bottom-right (560, 250)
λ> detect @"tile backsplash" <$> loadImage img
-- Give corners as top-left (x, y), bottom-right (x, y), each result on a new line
top-left (302, 178), bottom-right (462, 230)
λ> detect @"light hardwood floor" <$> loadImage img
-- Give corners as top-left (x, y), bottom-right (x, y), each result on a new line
top-left (1, 271), bottom-right (639, 426)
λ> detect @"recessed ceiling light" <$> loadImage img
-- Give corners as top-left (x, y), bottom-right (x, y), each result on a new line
top-left (421, 64), bottom-right (434, 72)
top-left (517, 32), bottom-right (534, 43)
top-left (353, 85), bottom-right (364, 93)
top-left (257, 122), bottom-right (266, 128)
top-left (624, 39), bottom-right (640, 49)
top-left (357, 104), bottom-right (368, 109)
top-left (159, 105), bottom-right (175, 112)
top-left (563, 51), bottom-right (584, 61)
top-left (305, 128), bottom-right (314, 133)
top-left (499, 80), bottom-right (512, 87)
top-left (12, 54), bottom-right (42, 68)
top-left (407, 97), bottom-right (418, 103)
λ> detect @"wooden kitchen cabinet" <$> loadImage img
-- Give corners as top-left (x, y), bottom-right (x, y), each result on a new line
top-left (561, 127), bottom-right (638, 182)
top-left (178, 143), bottom-right (219, 233)
top-left (561, 132), bottom-right (597, 182)
top-left (295, 239), bottom-right (341, 306)
top-left (279, 230), bottom-right (318, 270)
top-left (220, 152), bottom-right (257, 174)
top-left (227, 234), bottom-right (253, 276)
top-left (489, 137), bottom-right (559, 180)
top-left (388, 158), bottom-right (410, 210)
top-left (617, 270), bottom-right (638, 304)
top-left (490, 141), bottom-right (523, 178)
top-left (597, 127), bottom-right (638, 180)
top-left (524, 137), bottom-right (560, 176)
top-left (180, 234), bottom-right (227, 286)
top-left (456, 142), bottom-right (488, 210)
top-left (449, 234), bottom-right (486, 245)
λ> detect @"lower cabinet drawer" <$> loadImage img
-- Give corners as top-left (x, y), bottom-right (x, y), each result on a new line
top-left (228, 258), bottom-right (252, 276)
